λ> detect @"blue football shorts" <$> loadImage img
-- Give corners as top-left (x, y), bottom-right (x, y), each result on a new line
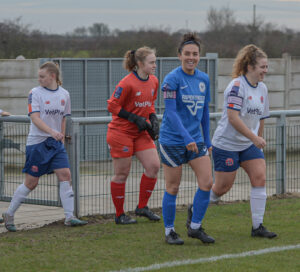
top-left (22, 137), bottom-right (70, 177)
top-left (159, 142), bottom-right (208, 167)
top-left (212, 144), bottom-right (264, 172)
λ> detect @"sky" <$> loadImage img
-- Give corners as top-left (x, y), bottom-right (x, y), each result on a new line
top-left (1, 0), bottom-right (300, 34)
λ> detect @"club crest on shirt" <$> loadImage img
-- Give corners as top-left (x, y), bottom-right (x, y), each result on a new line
top-left (248, 96), bottom-right (252, 100)
top-left (61, 99), bottom-right (65, 106)
top-left (151, 89), bottom-right (155, 96)
top-left (260, 96), bottom-right (264, 103)
top-left (136, 91), bottom-right (141, 96)
top-left (199, 82), bottom-right (206, 93)
top-left (45, 101), bottom-right (50, 104)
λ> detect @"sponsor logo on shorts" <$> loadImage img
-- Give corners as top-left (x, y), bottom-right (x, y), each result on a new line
top-left (225, 158), bottom-right (234, 166)
top-left (31, 165), bottom-right (39, 172)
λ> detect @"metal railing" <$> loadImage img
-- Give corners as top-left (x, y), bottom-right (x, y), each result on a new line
top-left (1, 110), bottom-right (300, 216)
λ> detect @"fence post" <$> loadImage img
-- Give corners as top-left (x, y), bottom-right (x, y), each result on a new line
top-left (65, 118), bottom-right (81, 217)
top-left (0, 122), bottom-right (4, 197)
top-left (275, 114), bottom-right (286, 194)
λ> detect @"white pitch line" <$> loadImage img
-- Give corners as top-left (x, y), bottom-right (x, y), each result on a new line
top-left (110, 244), bottom-right (300, 272)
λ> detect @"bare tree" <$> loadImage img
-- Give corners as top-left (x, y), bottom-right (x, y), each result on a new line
top-left (206, 6), bottom-right (236, 31)
top-left (88, 23), bottom-right (110, 37)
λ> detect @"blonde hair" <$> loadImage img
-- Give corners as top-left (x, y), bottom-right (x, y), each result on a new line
top-left (232, 44), bottom-right (267, 78)
top-left (40, 61), bottom-right (62, 86)
top-left (123, 46), bottom-right (156, 72)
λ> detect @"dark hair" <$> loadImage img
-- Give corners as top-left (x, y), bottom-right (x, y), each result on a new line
top-left (123, 46), bottom-right (156, 72)
top-left (178, 32), bottom-right (201, 54)
top-left (232, 44), bottom-right (267, 78)
top-left (39, 61), bottom-right (62, 85)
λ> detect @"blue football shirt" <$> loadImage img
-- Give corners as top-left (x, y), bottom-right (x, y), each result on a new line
top-left (159, 66), bottom-right (210, 145)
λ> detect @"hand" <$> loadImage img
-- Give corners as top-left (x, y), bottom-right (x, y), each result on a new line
top-left (147, 113), bottom-right (159, 140)
top-left (253, 136), bottom-right (266, 149)
top-left (147, 126), bottom-right (158, 140)
top-left (1, 111), bottom-right (11, 116)
top-left (50, 130), bottom-right (64, 142)
top-left (186, 142), bottom-right (198, 153)
top-left (128, 113), bottom-right (150, 131)
top-left (208, 146), bottom-right (212, 155)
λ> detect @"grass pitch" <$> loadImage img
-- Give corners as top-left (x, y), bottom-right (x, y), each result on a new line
top-left (0, 195), bottom-right (300, 272)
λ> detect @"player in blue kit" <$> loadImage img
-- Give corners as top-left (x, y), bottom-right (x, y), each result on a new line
top-left (210, 45), bottom-right (277, 239)
top-left (1, 62), bottom-right (87, 232)
top-left (159, 33), bottom-right (214, 245)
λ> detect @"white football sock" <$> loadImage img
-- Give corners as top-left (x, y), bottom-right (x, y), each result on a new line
top-left (7, 183), bottom-right (31, 216)
top-left (59, 181), bottom-right (74, 220)
top-left (250, 186), bottom-right (266, 229)
top-left (210, 190), bottom-right (220, 203)
top-left (165, 227), bottom-right (175, 236)
top-left (190, 222), bottom-right (201, 229)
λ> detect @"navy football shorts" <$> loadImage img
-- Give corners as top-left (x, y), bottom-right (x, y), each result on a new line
top-left (212, 144), bottom-right (264, 172)
top-left (23, 137), bottom-right (70, 177)
top-left (159, 142), bottom-right (208, 167)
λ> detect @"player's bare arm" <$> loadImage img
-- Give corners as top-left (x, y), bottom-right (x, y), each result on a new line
top-left (30, 112), bottom-right (64, 141)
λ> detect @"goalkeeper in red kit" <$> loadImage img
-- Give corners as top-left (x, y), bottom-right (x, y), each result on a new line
top-left (107, 46), bottom-right (160, 224)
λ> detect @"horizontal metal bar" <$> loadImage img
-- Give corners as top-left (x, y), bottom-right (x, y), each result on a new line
top-left (1, 110), bottom-right (300, 125)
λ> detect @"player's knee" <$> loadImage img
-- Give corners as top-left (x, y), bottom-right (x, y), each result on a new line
top-left (145, 162), bottom-right (160, 178)
top-left (166, 185), bottom-right (179, 195)
top-left (114, 173), bottom-right (129, 183)
top-left (251, 174), bottom-right (266, 187)
top-left (25, 180), bottom-right (39, 190)
top-left (213, 183), bottom-right (229, 196)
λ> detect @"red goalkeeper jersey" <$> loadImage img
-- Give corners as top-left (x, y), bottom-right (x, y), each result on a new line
top-left (107, 71), bottom-right (158, 135)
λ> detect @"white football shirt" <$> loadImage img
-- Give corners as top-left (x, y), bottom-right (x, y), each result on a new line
top-left (27, 86), bottom-right (71, 145)
top-left (212, 75), bottom-right (269, 151)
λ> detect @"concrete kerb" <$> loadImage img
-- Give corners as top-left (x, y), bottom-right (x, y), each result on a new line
top-left (0, 201), bottom-right (64, 233)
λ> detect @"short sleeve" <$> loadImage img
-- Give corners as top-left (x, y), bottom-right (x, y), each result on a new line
top-left (227, 80), bottom-right (244, 111)
top-left (64, 92), bottom-right (71, 116)
top-left (28, 90), bottom-right (40, 115)
top-left (261, 86), bottom-right (270, 119)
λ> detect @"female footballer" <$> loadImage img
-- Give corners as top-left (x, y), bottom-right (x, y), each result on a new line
top-left (107, 47), bottom-right (160, 225)
top-left (159, 33), bottom-right (214, 245)
top-left (2, 62), bottom-right (87, 231)
top-left (210, 44), bottom-right (277, 239)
